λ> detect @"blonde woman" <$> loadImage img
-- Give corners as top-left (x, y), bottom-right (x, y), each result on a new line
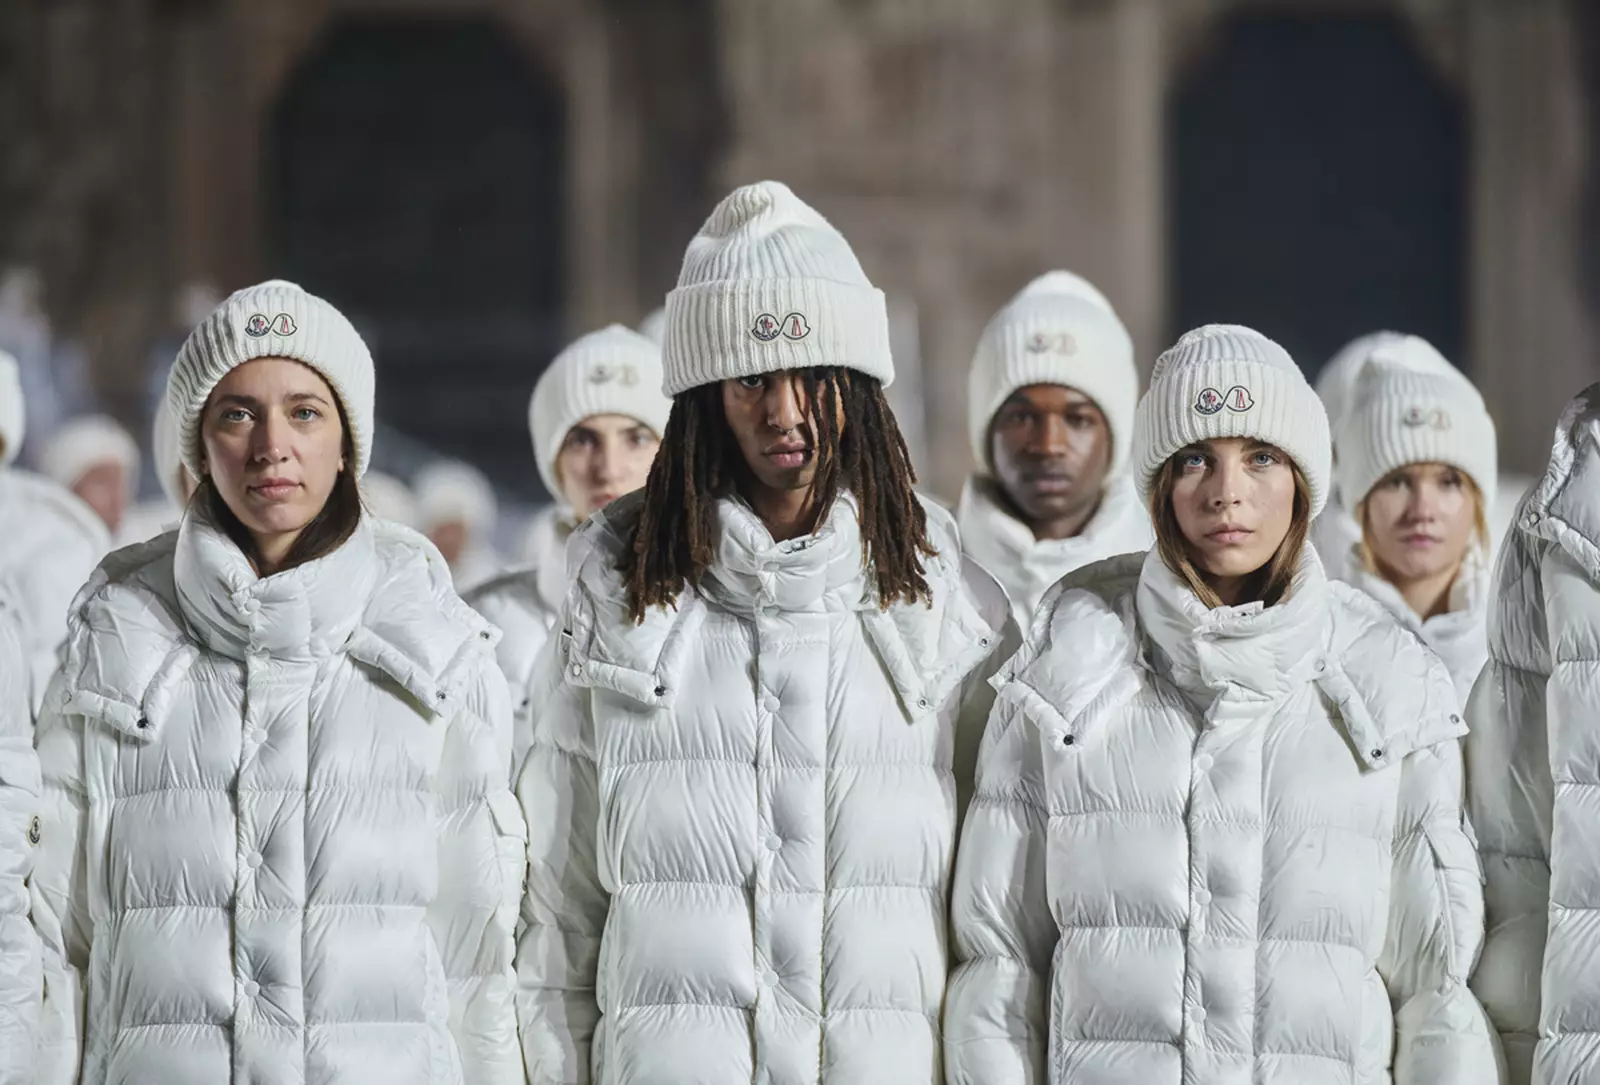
top-left (946, 324), bottom-right (1501, 1084)
top-left (1333, 340), bottom-right (1496, 704)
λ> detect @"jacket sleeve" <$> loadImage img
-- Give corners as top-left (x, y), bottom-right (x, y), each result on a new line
top-left (1381, 733), bottom-right (1506, 1085)
top-left (0, 605), bottom-right (40, 1085)
top-left (1465, 536), bottom-right (1562, 1085)
top-left (29, 675), bottom-right (91, 1085)
top-left (952, 610), bottom-right (1022, 830)
top-left (427, 655), bottom-right (527, 1085)
top-left (515, 629), bottom-right (607, 1085)
top-left (944, 683), bottom-right (1054, 1084)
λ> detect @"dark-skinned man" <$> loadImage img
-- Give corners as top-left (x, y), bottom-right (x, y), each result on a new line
top-left (957, 270), bottom-right (1151, 624)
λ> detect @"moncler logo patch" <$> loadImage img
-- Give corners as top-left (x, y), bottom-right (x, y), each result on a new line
top-left (1403, 406), bottom-right (1451, 430)
top-left (244, 312), bottom-right (297, 338)
top-left (588, 363), bottom-right (640, 387)
top-left (751, 312), bottom-right (811, 342)
top-left (1024, 332), bottom-right (1079, 356)
top-left (1194, 386), bottom-right (1255, 416)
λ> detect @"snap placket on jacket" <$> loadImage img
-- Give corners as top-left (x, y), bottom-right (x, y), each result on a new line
top-left (947, 545), bottom-right (1501, 1085)
top-left (516, 490), bottom-right (1011, 1084)
top-left (29, 508), bottom-right (523, 1085)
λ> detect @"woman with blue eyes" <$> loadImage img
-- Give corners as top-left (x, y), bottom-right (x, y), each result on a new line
top-left (1329, 342), bottom-right (1497, 705)
top-left (945, 324), bottom-right (1501, 1084)
top-left (29, 281), bottom-right (523, 1085)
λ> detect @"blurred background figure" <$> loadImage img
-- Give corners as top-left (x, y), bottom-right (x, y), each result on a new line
top-left (359, 470), bottom-right (418, 529)
top-left (38, 414), bottom-right (139, 541)
top-left (0, 352), bottom-right (107, 714)
top-left (119, 393), bottom-right (194, 544)
top-left (414, 459), bottom-right (502, 591)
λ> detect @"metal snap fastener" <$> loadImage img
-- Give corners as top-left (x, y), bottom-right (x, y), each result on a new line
top-left (765, 834), bottom-right (783, 852)
top-left (1371, 748), bottom-right (1385, 760)
top-left (479, 631), bottom-right (491, 641)
top-left (1450, 714), bottom-right (1462, 725)
top-left (979, 637), bottom-right (991, 648)
top-left (654, 685), bottom-right (667, 697)
top-left (1061, 734), bottom-right (1075, 747)
top-left (916, 697), bottom-right (930, 710)
top-left (243, 980), bottom-right (261, 998)
top-left (1314, 659), bottom-right (1326, 673)
top-left (1527, 512), bottom-right (1542, 526)
top-left (569, 664), bottom-right (582, 677)
top-left (136, 717), bottom-right (149, 730)
top-left (27, 816), bottom-right (41, 845)
top-left (246, 852), bottom-right (263, 869)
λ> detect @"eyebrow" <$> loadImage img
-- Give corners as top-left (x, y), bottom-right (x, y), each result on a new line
top-left (212, 391), bottom-right (331, 409)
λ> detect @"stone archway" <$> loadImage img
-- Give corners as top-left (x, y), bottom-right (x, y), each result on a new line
top-left (1169, 11), bottom-right (1468, 378)
top-left (266, 17), bottom-right (565, 498)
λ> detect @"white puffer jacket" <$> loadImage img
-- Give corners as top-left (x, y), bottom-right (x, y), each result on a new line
top-left (957, 475), bottom-right (1153, 624)
top-left (0, 467), bottom-right (107, 713)
top-left (1466, 385), bottom-right (1600, 1085)
top-left (0, 591), bottom-right (41, 1085)
top-left (29, 510), bottom-right (524, 1085)
top-left (947, 546), bottom-right (1501, 1084)
top-left (515, 491), bottom-right (1012, 1084)
top-left (467, 504), bottom-right (571, 775)
top-left (1332, 543), bottom-right (1489, 707)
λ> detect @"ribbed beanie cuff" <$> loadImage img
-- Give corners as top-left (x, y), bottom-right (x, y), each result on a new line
top-left (1133, 324), bottom-right (1331, 518)
top-left (662, 181), bottom-right (892, 395)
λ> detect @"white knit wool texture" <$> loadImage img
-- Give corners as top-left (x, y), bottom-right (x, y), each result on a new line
top-left (415, 460), bottom-right (498, 534)
top-left (1315, 330), bottom-right (1405, 437)
top-left (40, 414), bottom-right (140, 492)
top-left (1336, 353), bottom-right (1498, 515)
top-left (661, 180), bottom-right (892, 395)
top-left (168, 280), bottom-right (376, 478)
top-left (150, 392), bottom-right (187, 508)
top-left (968, 270), bottom-right (1138, 478)
top-left (530, 324), bottom-right (672, 500)
top-left (0, 350), bottom-right (21, 467)
top-left (1133, 323), bottom-right (1332, 518)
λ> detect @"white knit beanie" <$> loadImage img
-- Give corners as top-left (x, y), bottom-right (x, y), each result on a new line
top-left (661, 180), bottom-right (892, 395)
top-left (360, 470), bottom-right (417, 529)
top-left (1133, 324), bottom-right (1332, 518)
top-left (1336, 351), bottom-right (1498, 516)
top-left (967, 270), bottom-right (1138, 478)
top-left (167, 279), bottom-right (376, 479)
top-left (530, 324), bottom-right (672, 499)
top-left (0, 350), bottom-right (21, 468)
top-left (415, 460), bottom-right (498, 535)
top-left (1316, 330), bottom-right (1405, 437)
top-left (40, 414), bottom-right (140, 495)
top-left (151, 392), bottom-right (187, 508)
top-left (637, 306), bottom-right (667, 346)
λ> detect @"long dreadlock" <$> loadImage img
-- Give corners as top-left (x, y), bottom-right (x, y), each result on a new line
top-left (619, 366), bottom-right (934, 622)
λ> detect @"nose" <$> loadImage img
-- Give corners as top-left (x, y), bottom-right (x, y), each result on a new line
top-left (591, 436), bottom-right (620, 484)
top-left (1028, 413), bottom-right (1071, 457)
top-left (1205, 456), bottom-right (1245, 510)
top-left (249, 410), bottom-right (289, 464)
top-left (1404, 482), bottom-right (1439, 522)
top-left (764, 373), bottom-right (806, 433)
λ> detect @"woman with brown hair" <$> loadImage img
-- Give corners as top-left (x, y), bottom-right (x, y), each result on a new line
top-left (29, 281), bottom-right (524, 1085)
top-left (946, 324), bottom-right (1500, 1084)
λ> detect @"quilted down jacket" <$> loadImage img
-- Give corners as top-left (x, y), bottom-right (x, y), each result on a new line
top-left (0, 590), bottom-right (41, 1085)
top-left (0, 467), bottom-right (107, 714)
top-left (1466, 384), bottom-right (1600, 1085)
top-left (1331, 542), bottom-right (1489, 707)
top-left (947, 545), bottom-right (1502, 1084)
top-left (957, 475), bottom-right (1152, 625)
top-left (515, 490), bottom-right (1013, 1084)
top-left (28, 508), bottom-right (525, 1085)
top-left (467, 504), bottom-right (572, 776)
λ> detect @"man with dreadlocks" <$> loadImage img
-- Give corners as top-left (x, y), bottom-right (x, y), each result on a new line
top-left (513, 180), bottom-right (1013, 1083)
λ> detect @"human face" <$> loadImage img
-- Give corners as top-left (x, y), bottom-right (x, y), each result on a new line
top-left (429, 520), bottom-right (468, 566)
top-left (990, 384), bottom-right (1112, 539)
top-left (720, 371), bottom-right (826, 497)
top-left (200, 358), bottom-right (346, 569)
top-left (73, 462), bottom-right (128, 532)
top-left (1170, 438), bottom-right (1297, 593)
top-left (1362, 462), bottom-right (1477, 585)
top-left (555, 413), bottom-right (660, 520)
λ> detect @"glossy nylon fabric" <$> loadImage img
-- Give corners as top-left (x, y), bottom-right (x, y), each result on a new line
top-left (27, 508), bottom-right (524, 1085)
top-left (514, 490), bottom-right (1013, 1084)
top-left (0, 590), bottom-right (41, 1084)
top-left (0, 467), bottom-right (108, 714)
top-left (956, 474), bottom-right (1153, 627)
top-left (947, 545), bottom-right (1502, 1084)
top-left (1467, 384), bottom-right (1600, 1085)
top-left (468, 503), bottom-right (574, 779)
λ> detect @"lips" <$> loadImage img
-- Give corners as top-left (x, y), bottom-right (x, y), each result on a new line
top-left (1205, 525), bottom-right (1253, 545)
top-left (765, 443), bottom-right (811, 470)
top-left (249, 479), bottom-right (300, 501)
top-left (1401, 533), bottom-right (1441, 547)
top-left (1024, 473), bottom-right (1073, 495)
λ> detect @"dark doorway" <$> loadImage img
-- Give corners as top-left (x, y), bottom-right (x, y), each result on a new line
top-left (1170, 15), bottom-right (1467, 378)
top-left (267, 18), bottom-right (564, 499)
